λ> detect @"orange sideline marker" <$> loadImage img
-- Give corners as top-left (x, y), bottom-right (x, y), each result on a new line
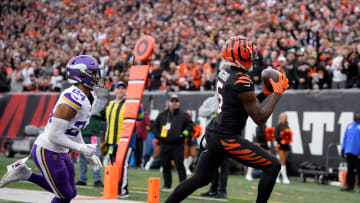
top-left (103, 165), bottom-right (120, 199)
top-left (147, 177), bottom-right (160, 203)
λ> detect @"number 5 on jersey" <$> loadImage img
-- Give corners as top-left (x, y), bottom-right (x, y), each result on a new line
top-left (216, 81), bottom-right (224, 114)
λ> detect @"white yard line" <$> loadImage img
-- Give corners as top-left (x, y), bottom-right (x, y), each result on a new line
top-left (0, 188), bottom-right (145, 203)
top-left (0, 188), bottom-right (230, 203)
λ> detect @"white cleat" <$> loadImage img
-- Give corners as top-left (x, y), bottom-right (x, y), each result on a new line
top-left (144, 162), bottom-right (151, 171)
top-left (245, 174), bottom-right (253, 181)
top-left (282, 178), bottom-right (290, 184)
top-left (0, 160), bottom-right (32, 188)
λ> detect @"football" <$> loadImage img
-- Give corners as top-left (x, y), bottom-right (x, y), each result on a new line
top-left (261, 67), bottom-right (280, 92)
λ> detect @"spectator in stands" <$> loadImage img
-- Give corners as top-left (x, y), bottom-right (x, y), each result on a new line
top-left (22, 60), bottom-right (35, 91)
top-left (284, 49), bottom-right (298, 89)
top-left (0, 62), bottom-right (10, 92)
top-left (1, 0), bottom-right (360, 92)
top-left (330, 47), bottom-right (348, 89)
top-left (49, 68), bottom-right (63, 92)
top-left (345, 44), bottom-right (360, 88)
top-left (150, 60), bottom-right (163, 91)
top-left (296, 48), bottom-right (310, 89)
top-left (340, 112), bottom-right (360, 192)
top-left (9, 60), bottom-right (24, 92)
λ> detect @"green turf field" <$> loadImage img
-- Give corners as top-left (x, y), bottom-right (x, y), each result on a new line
top-left (0, 154), bottom-right (359, 203)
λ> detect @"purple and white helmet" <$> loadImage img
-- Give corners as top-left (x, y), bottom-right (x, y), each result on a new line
top-left (66, 55), bottom-right (102, 88)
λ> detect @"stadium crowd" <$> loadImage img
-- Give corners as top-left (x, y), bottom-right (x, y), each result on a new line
top-left (1, 0), bottom-right (360, 93)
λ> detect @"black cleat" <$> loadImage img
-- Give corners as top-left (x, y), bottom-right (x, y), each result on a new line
top-left (215, 192), bottom-right (227, 198)
top-left (200, 191), bottom-right (217, 197)
top-left (94, 180), bottom-right (103, 187)
top-left (76, 181), bottom-right (87, 186)
top-left (340, 187), bottom-right (354, 192)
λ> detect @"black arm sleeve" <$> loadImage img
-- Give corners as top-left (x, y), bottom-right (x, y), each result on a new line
top-left (256, 92), bottom-right (268, 103)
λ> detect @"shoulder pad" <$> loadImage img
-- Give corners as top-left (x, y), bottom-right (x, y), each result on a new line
top-left (229, 73), bottom-right (254, 92)
top-left (61, 87), bottom-right (87, 110)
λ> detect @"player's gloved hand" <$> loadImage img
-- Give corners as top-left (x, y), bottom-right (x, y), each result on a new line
top-left (262, 82), bottom-right (272, 96)
top-left (270, 73), bottom-right (289, 95)
top-left (85, 155), bottom-right (102, 171)
top-left (80, 144), bottom-right (97, 157)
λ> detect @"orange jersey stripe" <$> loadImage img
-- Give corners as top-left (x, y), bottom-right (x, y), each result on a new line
top-left (238, 76), bottom-right (250, 81)
top-left (249, 158), bottom-right (268, 164)
top-left (234, 79), bottom-right (251, 85)
top-left (228, 149), bottom-right (252, 155)
top-left (260, 161), bottom-right (272, 165)
top-left (237, 152), bottom-right (260, 160)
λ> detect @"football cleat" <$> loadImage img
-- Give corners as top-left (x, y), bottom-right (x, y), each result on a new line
top-left (0, 159), bottom-right (32, 188)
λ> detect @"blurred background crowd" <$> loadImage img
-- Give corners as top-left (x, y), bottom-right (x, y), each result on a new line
top-left (1, 0), bottom-right (360, 93)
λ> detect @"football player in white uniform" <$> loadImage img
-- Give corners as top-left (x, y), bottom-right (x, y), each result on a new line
top-left (0, 55), bottom-right (103, 203)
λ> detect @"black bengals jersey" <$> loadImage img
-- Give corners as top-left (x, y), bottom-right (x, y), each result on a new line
top-left (206, 65), bottom-right (254, 136)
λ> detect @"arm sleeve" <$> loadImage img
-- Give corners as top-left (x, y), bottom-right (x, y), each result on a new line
top-left (47, 117), bottom-right (83, 151)
top-left (256, 92), bottom-right (268, 103)
top-left (256, 125), bottom-right (266, 141)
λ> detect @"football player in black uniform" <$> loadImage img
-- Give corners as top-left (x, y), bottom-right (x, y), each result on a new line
top-left (165, 36), bottom-right (289, 203)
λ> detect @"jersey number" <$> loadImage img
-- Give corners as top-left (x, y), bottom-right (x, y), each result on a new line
top-left (216, 81), bottom-right (224, 114)
top-left (65, 121), bottom-right (87, 137)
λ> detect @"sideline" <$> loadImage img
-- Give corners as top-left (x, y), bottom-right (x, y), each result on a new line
top-left (0, 188), bottom-right (145, 203)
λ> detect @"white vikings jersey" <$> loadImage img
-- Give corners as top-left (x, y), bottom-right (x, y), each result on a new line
top-left (35, 85), bottom-right (96, 153)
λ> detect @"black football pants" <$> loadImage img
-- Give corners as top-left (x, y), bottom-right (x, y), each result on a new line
top-left (345, 153), bottom-right (360, 189)
top-left (165, 133), bottom-right (280, 203)
top-left (160, 142), bottom-right (186, 188)
top-left (209, 157), bottom-right (230, 194)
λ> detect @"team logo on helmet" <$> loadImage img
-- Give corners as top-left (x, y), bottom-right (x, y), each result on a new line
top-left (222, 36), bottom-right (256, 71)
top-left (66, 55), bottom-right (103, 88)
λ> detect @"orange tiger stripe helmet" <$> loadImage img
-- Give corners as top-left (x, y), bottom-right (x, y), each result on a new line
top-left (222, 36), bottom-right (256, 71)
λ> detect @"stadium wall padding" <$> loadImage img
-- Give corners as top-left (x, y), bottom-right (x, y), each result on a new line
top-left (1, 89), bottom-right (359, 174)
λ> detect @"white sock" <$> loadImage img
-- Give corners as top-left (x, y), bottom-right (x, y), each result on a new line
top-left (183, 158), bottom-right (188, 168)
top-left (246, 167), bottom-right (253, 180)
top-left (184, 158), bottom-right (192, 175)
top-left (281, 165), bottom-right (290, 184)
top-left (187, 157), bottom-right (193, 166)
top-left (145, 157), bottom-right (154, 171)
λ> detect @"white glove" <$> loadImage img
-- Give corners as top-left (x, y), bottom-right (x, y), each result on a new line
top-left (80, 144), bottom-right (97, 157)
top-left (85, 155), bottom-right (102, 171)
